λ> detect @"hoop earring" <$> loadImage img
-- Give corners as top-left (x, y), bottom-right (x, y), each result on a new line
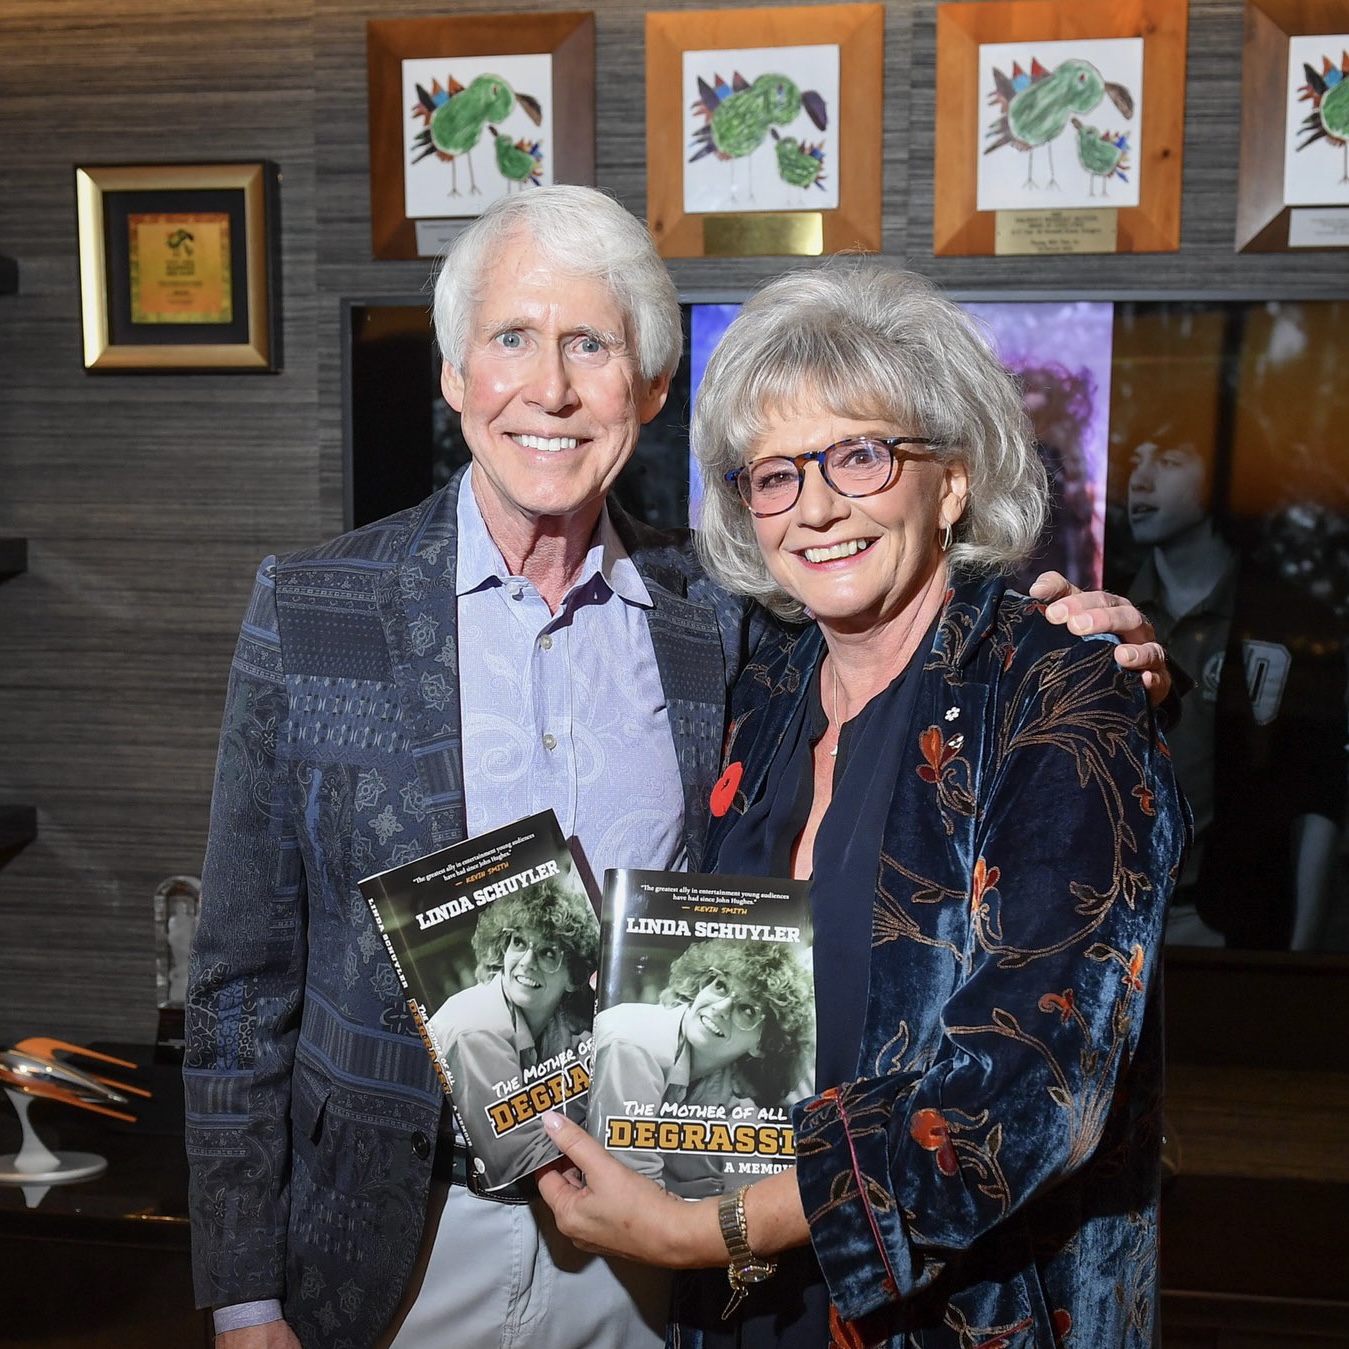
top-left (939, 522), bottom-right (954, 552)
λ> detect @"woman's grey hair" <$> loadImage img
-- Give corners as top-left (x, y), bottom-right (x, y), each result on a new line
top-left (431, 185), bottom-right (682, 381)
top-left (693, 263), bottom-right (1048, 621)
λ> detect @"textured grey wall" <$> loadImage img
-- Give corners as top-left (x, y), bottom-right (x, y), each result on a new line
top-left (0, 0), bottom-right (1343, 1045)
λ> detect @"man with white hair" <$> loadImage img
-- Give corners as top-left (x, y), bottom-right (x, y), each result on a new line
top-left (185, 185), bottom-right (1167, 1349)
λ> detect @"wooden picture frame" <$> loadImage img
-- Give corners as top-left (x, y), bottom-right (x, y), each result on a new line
top-left (645, 4), bottom-right (884, 259)
top-left (1236, 0), bottom-right (1349, 252)
top-left (934, 0), bottom-right (1188, 256)
top-left (75, 162), bottom-right (280, 373)
top-left (366, 12), bottom-right (595, 260)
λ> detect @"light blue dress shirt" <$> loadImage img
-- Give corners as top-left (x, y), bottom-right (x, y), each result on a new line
top-left (455, 466), bottom-right (687, 889)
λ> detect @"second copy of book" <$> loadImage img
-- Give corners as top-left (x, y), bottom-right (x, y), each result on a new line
top-left (589, 869), bottom-right (815, 1199)
top-left (359, 809), bottom-right (599, 1192)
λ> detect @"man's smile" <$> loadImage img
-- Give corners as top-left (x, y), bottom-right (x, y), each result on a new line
top-left (512, 433), bottom-right (580, 453)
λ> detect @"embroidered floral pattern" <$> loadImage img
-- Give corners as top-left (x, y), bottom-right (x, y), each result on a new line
top-left (354, 768), bottom-right (386, 810)
top-left (418, 670), bottom-right (454, 713)
top-left (705, 578), bottom-right (1185, 1349)
top-left (399, 781), bottom-right (430, 822)
top-left (916, 724), bottom-right (976, 833)
top-left (368, 805), bottom-right (403, 844)
top-left (910, 1106), bottom-right (959, 1176)
top-left (397, 565), bottom-right (429, 603)
top-left (407, 611), bottom-right (439, 656)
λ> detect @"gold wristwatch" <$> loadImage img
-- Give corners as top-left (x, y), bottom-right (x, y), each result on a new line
top-left (718, 1184), bottom-right (777, 1317)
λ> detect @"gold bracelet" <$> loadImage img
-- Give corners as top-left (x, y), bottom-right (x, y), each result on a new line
top-left (717, 1184), bottom-right (777, 1318)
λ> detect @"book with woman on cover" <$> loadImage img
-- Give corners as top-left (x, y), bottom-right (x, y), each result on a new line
top-left (359, 809), bottom-right (599, 1192)
top-left (589, 868), bottom-right (815, 1199)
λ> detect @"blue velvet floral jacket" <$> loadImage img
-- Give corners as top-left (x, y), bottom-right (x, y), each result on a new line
top-left (696, 575), bottom-right (1188, 1349)
top-left (183, 472), bottom-right (760, 1348)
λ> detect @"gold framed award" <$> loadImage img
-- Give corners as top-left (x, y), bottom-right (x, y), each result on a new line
top-left (75, 161), bottom-right (281, 372)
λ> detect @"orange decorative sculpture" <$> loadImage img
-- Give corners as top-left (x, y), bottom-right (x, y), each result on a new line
top-left (0, 1039), bottom-right (151, 1186)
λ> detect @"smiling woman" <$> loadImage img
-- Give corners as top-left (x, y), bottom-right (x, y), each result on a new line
top-left (537, 262), bottom-right (1190, 1349)
top-left (693, 268), bottom-right (1046, 628)
top-left (744, 412), bottom-right (967, 656)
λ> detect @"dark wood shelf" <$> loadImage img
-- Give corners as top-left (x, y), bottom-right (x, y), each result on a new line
top-left (1158, 953), bottom-right (1349, 1345)
top-left (0, 537), bottom-right (28, 581)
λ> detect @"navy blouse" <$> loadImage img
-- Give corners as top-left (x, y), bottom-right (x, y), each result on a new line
top-left (696, 637), bottom-right (930, 1348)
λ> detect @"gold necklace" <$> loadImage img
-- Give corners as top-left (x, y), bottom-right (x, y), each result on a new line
top-left (830, 661), bottom-right (842, 758)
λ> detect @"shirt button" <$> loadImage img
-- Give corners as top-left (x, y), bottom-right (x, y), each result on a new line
top-left (508, 583), bottom-right (524, 600)
top-left (411, 1131), bottom-right (431, 1160)
top-left (542, 733), bottom-right (557, 751)
top-left (539, 634), bottom-right (553, 651)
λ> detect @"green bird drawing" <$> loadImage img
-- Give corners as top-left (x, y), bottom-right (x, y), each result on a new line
top-left (411, 73), bottom-right (543, 197)
top-left (985, 57), bottom-right (1134, 190)
top-left (1296, 51), bottom-right (1349, 183)
top-left (689, 71), bottom-right (828, 200)
top-left (770, 128), bottom-right (827, 192)
top-left (1071, 118), bottom-right (1130, 196)
top-left (490, 126), bottom-right (544, 191)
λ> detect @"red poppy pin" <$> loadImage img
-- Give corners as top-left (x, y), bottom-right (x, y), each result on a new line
top-left (710, 761), bottom-right (743, 817)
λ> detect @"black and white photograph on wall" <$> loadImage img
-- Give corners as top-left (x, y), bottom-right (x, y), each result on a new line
top-left (1104, 298), bottom-right (1349, 952)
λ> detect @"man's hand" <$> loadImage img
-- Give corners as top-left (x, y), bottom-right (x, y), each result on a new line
top-left (217, 1323), bottom-right (302, 1349)
top-left (536, 1112), bottom-right (720, 1268)
top-left (1029, 571), bottom-right (1170, 702)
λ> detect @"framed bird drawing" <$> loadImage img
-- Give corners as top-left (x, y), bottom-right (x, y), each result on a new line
top-left (1286, 38), bottom-right (1349, 201)
top-left (404, 59), bottom-right (550, 211)
top-left (646, 5), bottom-right (883, 259)
top-left (1236, 0), bottom-right (1349, 251)
top-left (934, 0), bottom-right (1188, 256)
top-left (366, 14), bottom-right (594, 260)
top-left (978, 39), bottom-right (1143, 212)
top-left (684, 53), bottom-right (839, 215)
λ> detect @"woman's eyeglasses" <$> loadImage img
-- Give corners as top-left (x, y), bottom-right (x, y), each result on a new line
top-left (725, 436), bottom-right (940, 517)
top-left (504, 931), bottom-right (564, 974)
top-left (704, 972), bottom-right (765, 1031)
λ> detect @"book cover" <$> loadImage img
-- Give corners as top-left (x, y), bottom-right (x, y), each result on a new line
top-left (589, 869), bottom-right (815, 1199)
top-left (359, 809), bottom-right (599, 1191)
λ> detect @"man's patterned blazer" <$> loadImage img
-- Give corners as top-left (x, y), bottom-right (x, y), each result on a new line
top-left (184, 469), bottom-right (764, 1348)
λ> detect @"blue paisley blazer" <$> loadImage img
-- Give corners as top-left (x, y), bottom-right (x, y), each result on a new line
top-left (183, 472), bottom-right (761, 1349)
top-left (696, 575), bottom-right (1188, 1349)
